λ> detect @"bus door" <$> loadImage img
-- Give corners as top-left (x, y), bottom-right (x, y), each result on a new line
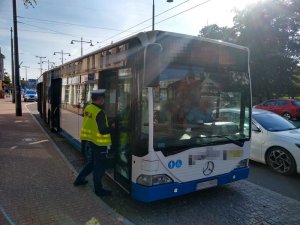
top-left (50, 78), bottom-right (62, 132)
top-left (100, 69), bottom-right (132, 191)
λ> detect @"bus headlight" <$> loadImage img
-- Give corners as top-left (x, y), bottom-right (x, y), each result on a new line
top-left (136, 174), bottom-right (173, 186)
top-left (236, 159), bottom-right (249, 168)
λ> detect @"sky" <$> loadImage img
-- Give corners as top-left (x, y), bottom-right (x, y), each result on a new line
top-left (0, 0), bottom-right (258, 80)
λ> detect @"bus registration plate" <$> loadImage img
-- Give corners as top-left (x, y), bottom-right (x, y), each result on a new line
top-left (196, 179), bottom-right (218, 190)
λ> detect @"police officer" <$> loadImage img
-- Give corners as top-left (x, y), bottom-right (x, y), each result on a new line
top-left (73, 89), bottom-right (114, 197)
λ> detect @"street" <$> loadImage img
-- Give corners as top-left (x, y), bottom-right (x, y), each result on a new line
top-left (26, 102), bottom-right (300, 225)
top-left (248, 161), bottom-right (300, 201)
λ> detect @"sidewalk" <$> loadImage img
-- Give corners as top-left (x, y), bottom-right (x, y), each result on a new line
top-left (0, 98), bottom-right (133, 225)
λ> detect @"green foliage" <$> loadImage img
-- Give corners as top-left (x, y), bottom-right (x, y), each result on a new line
top-left (21, 79), bottom-right (27, 88)
top-left (199, 0), bottom-right (300, 102)
top-left (3, 73), bottom-right (11, 85)
top-left (199, 24), bottom-right (237, 43)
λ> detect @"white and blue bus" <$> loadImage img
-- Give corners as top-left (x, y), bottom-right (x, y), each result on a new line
top-left (37, 30), bottom-right (251, 202)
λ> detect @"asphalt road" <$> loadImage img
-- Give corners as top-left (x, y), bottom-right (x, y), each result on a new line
top-left (248, 160), bottom-right (300, 201)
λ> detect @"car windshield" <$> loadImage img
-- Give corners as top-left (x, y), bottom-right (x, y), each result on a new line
top-left (26, 91), bottom-right (36, 95)
top-left (253, 113), bottom-right (296, 132)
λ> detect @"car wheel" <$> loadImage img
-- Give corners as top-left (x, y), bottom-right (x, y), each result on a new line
top-left (282, 112), bottom-right (291, 120)
top-left (266, 147), bottom-right (296, 175)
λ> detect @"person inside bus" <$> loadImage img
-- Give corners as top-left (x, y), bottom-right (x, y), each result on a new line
top-left (73, 89), bottom-right (115, 197)
top-left (184, 98), bottom-right (213, 127)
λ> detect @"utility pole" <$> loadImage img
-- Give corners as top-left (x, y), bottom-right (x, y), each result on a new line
top-left (12, 0), bottom-right (22, 116)
top-left (10, 27), bottom-right (15, 103)
top-left (53, 50), bottom-right (70, 64)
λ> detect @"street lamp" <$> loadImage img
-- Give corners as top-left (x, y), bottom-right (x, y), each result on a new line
top-left (152, 0), bottom-right (174, 31)
top-left (53, 50), bottom-right (71, 65)
top-left (22, 65), bottom-right (29, 82)
top-left (70, 37), bottom-right (95, 56)
top-left (47, 60), bottom-right (55, 70)
top-left (38, 61), bottom-right (47, 75)
top-left (35, 56), bottom-right (46, 76)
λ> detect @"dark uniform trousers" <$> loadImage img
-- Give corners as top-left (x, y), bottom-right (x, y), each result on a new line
top-left (75, 141), bottom-right (109, 193)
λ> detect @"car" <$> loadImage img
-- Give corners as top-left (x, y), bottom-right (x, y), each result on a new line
top-left (253, 99), bottom-right (300, 120)
top-left (251, 109), bottom-right (300, 175)
top-left (23, 90), bottom-right (37, 102)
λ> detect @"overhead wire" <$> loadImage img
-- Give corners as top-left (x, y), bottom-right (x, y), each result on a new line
top-left (90, 0), bottom-right (213, 49)
top-left (18, 21), bottom-right (80, 38)
top-left (17, 16), bottom-right (122, 31)
top-left (6, 0), bottom-right (214, 64)
top-left (91, 0), bottom-right (192, 49)
top-left (82, 0), bottom-right (195, 53)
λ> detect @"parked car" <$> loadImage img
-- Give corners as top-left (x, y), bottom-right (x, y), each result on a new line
top-left (253, 99), bottom-right (300, 120)
top-left (23, 90), bottom-right (37, 102)
top-left (251, 109), bottom-right (300, 175)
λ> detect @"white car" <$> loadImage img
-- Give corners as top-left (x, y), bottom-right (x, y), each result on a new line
top-left (251, 109), bottom-right (300, 175)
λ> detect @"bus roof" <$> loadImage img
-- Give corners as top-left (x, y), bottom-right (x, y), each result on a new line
top-left (43, 30), bottom-right (249, 75)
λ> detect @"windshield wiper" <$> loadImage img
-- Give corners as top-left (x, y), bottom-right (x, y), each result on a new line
top-left (189, 135), bottom-right (245, 147)
top-left (223, 136), bottom-right (245, 147)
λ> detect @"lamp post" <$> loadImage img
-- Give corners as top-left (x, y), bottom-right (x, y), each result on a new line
top-left (36, 56), bottom-right (46, 76)
top-left (38, 61), bottom-right (47, 75)
top-left (47, 60), bottom-right (55, 70)
top-left (152, 0), bottom-right (174, 31)
top-left (22, 65), bottom-right (29, 81)
top-left (53, 50), bottom-right (71, 64)
top-left (70, 37), bottom-right (94, 56)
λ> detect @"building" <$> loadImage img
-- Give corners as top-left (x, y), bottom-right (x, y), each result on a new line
top-left (0, 47), bottom-right (5, 91)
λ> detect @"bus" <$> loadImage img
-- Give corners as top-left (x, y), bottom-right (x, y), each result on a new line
top-left (37, 30), bottom-right (251, 202)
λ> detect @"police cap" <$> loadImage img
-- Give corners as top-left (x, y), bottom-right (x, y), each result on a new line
top-left (91, 89), bottom-right (106, 98)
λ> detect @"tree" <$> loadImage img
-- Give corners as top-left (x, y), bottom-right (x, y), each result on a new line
top-left (3, 73), bottom-right (11, 85)
top-left (199, 0), bottom-right (300, 102)
top-left (199, 24), bottom-right (237, 43)
top-left (21, 79), bottom-right (27, 89)
top-left (233, 0), bottom-right (300, 101)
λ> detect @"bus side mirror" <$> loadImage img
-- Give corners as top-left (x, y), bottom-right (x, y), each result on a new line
top-left (143, 43), bottom-right (162, 87)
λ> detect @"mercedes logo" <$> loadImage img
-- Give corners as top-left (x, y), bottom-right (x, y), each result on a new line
top-left (203, 161), bottom-right (214, 176)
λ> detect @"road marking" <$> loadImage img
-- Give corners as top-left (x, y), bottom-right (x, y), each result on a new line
top-left (0, 205), bottom-right (17, 225)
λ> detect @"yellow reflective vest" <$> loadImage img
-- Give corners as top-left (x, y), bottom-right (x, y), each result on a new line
top-left (80, 104), bottom-right (112, 146)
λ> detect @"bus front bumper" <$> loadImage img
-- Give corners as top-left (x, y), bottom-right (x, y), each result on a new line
top-left (131, 167), bottom-right (249, 202)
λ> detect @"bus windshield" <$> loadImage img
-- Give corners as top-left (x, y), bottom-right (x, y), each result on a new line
top-left (153, 65), bottom-right (251, 154)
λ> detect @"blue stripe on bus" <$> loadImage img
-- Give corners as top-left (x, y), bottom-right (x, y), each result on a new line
top-left (131, 167), bottom-right (249, 202)
top-left (59, 128), bottom-right (81, 151)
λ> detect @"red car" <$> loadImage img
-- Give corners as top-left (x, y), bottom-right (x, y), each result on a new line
top-left (254, 99), bottom-right (300, 120)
